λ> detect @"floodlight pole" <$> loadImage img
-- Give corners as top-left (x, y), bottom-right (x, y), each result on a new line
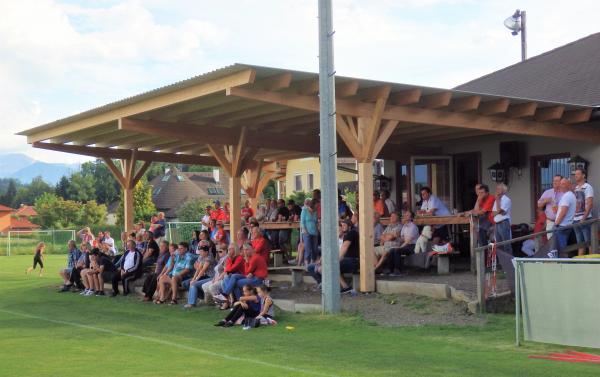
top-left (520, 10), bottom-right (527, 61)
top-left (318, 0), bottom-right (341, 314)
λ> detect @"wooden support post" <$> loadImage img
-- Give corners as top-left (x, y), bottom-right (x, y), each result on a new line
top-left (229, 176), bottom-right (241, 242)
top-left (591, 221), bottom-right (599, 254)
top-left (476, 247), bottom-right (486, 314)
top-left (123, 186), bottom-right (135, 234)
top-left (469, 216), bottom-right (479, 273)
top-left (357, 161), bottom-right (375, 292)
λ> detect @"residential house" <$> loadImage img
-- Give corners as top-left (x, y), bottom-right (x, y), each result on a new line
top-left (0, 204), bottom-right (41, 233)
top-left (282, 157), bottom-right (361, 197)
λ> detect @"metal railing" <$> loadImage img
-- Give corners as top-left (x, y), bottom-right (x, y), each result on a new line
top-left (473, 217), bottom-right (600, 313)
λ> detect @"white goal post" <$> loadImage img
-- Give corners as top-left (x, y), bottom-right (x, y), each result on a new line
top-left (6, 229), bottom-right (76, 256)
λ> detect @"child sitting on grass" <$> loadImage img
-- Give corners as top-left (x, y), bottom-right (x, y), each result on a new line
top-left (26, 242), bottom-right (45, 277)
top-left (214, 284), bottom-right (260, 328)
top-left (254, 284), bottom-right (277, 326)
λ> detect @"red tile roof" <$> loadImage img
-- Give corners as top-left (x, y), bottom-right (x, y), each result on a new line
top-left (0, 204), bottom-right (14, 212)
top-left (14, 205), bottom-right (38, 217)
top-left (9, 217), bottom-right (41, 230)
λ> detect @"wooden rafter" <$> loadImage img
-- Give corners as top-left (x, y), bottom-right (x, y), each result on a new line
top-left (561, 108), bottom-right (593, 124)
top-left (535, 106), bottom-right (565, 122)
top-left (507, 102), bottom-right (537, 118)
top-left (32, 142), bottom-right (219, 166)
top-left (336, 81), bottom-right (360, 98)
top-left (389, 88), bottom-right (421, 106)
top-left (420, 92), bottom-right (452, 109)
top-left (449, 95), bottom-right (481, 112)
top-left (478, 98), bottom-right (510, 115)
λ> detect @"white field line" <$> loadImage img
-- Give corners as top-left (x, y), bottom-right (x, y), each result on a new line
top-left (0, 308), bottom-right (340, 377)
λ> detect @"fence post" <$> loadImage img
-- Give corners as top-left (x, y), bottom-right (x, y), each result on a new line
top-left (515, 259), bottom-right (521, 346)
top-left (591, 221), bottom-right (598, 254)
top-left (7, 232), bottom-right (10, 257)
top-left (469, 216), bottom-right (479, 273)
top-left (476, 247), bottom-right (486, 314)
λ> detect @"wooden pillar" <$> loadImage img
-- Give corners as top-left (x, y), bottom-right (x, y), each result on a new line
top-left (229, 176), bottom-right (241, 242)
top-left (123, 186), bottom-right (134, 233)
top-left (358, 161), bottom-right (375, 292)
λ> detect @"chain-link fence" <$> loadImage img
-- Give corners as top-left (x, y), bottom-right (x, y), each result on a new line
top-left (5, 230), bottom-right (76, 256)
top-left (165, 222), bottom-right (201, 244)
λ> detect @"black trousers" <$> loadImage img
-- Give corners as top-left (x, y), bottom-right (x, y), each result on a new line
top-left (391, 245), bottom-right (415, 272)
top-left (112, 270), bottom-right (140, 295)
top-left (33, 255), bottom-right (44, 269)
top-left (70, 267), bottom-right (84, 289)
top-left (225, 304), bottom-right (259, 324)
top-left (142, 272), bottom-right (159, 298)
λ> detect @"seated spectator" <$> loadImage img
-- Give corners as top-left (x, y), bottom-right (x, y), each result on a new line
top-left (154, 212), bottom-right (167, 242)
top-left (134, 221), bottom-right (146, 238)
top-left (69, 242), bottom-right (91, 290)
top-left (214, 284), bottom-right (260, 328)
top-left (241, 200), bottom-right (254, 223)
top-left (220, 242), bottom-right (268, 306)
top-left (209, 219), bottom-right (218, 241)
top-left (236, 227), bottom-right (250, 249)
top-left (213, 221), bottom-right (228, 245)
top-left (156, 242), bottom-right (193, 305)
top-left (373, 212), bottom-right (402, 273)
top-left (374, 212), bottom-right (385, 247)
top-left (381, 190), bottom-right (396, 215)
top-left (287, 199), bottom-right (302, 221)
top-left (142, 241), bottom-right (171, 302)
top-left (103, 231), bottom-right (117, 256)
top-left (254, 285), bottom-right (277, 326)
top-left (202, 244), bottom-right (232, 305)
top-left (250, 226), bottom-right (270, 264)
top-left (189, 230), bottom-right (201, 254)
top-left (221, 202), bottom-right (231, 223)
top-left (58, 240), bottom-right (82, 292)
top-left (182, 240), bottom-right (210, 289)
top-left (83, 248), bottom-right (117, 296)
top-left (142, 231), bottom-right (160, 268)
top-left (338, 195), bottom-right (353, 219)
top-left (307, 219), bottom-right (359, 293)
top-left (390, 211), bottom-right (420, 275)
top-left (184, 243), bottom-right (216, 308)
top-left (255, 205), bottom-right (268, 222)
top-left (418, 186), bottom-right (452, 242)
top-left (110, 240), bottom-right (143, 297)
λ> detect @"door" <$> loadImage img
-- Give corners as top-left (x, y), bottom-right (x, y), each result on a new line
top-left (410, 156), bottom-right (453, 212)
top-left (453, 152), bottom-right (481, 212)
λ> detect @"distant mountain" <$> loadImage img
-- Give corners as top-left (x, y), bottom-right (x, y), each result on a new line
top-left (0, 153), bottom-right (35, 176)
top-left (9, 161), bottom-right (80, 185)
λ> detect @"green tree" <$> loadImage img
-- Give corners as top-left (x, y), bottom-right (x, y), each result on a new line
top-left (81, 160), bottom-right (120, 204)
top-left (117, 179), bottom-right (157, 227)
top-left (262, 180), bottom-right (277, 199)
top-left (66, 172), bottom-right (96, 202)
top-left (0, 179), bottom-right (18, 207)
top-left (12, 176), bottom-right (53, 207)
top-left (286, 191), bottom-right (309, 206)
top-left (176, 198), bottom-right (212, 222)
top-left (55, 176), bottom-right (70, 199)
top-left (81, 200), bottom-right (107, 227)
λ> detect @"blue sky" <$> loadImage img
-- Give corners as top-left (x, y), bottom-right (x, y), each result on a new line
top-left (1, 0), bottom-right (598, 163)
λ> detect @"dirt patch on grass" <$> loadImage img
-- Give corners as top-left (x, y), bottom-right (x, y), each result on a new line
top-left (272, 285), bottom-right (486, 327)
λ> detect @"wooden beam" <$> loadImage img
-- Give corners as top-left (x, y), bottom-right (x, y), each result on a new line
top-left (207, 144), bottom-right (232, 176)
top-left (372, 120), bottom-right (399, 159)
top-left (420, 92), bottom-right (452, 109)
top-left (252, 73), bottom-right (293, 91)
top-left (363, 87), bottom-right (391, 159)
top-left (175, 100), bottom-right (263, 123)
top-left (507, 102), bottom-right (537, 118)
top-left (478, 98), bottom-right (510, 115)
top-left (336, 81), bottom-right (360, 98)
top-left (32, 142), bottom-right (219, 166)
top-left (293, 78), bottom-right (319, 95)
top-left (358, 85), bottom-right (392, 102)
top-left (132, 160), bottom-right (151, 187)
top-left (102, 157), bottom-right (126, 188)
top-left (561, 108), bottom-right (593, 124)
top-left (227, 87), bottom-right (600, 143)
top-left (24, 69), bottom-right (257, 143)
top-left (389, 88), bottom-right (421, 106)
top-left (231, 127), bottom-right (248, 176)
top-left (119, 118), bottom-right (320, 155)
top-left (449, 95), bottom-right (481, 112)
top-left (336, 115), bottom-right (362, 159)
top-left (125, 149), bottom-right (138, 188)
top-left (535, 106), bottom-right (565, 122)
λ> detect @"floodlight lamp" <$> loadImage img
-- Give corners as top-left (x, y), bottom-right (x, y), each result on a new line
top-left (503, 15), bottom-right (521, 32)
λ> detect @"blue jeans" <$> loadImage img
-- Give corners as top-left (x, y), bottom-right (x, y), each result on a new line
top-left (221, 273), bottom-right (245, 295)
top-left (494, 220), bottom-right (512, 254)
top-left (234, 277), bottom-right (264, 300)
top-left (555, 226), bottom-right (571, 251)
top-left (187, 276), bottom-right (212, 305)
top-left (302, 233), bottom-right (319, 264)
top-left (573, 221), bottom-right (591, 245)
top-left (307, 263), bottom-right (321, 284)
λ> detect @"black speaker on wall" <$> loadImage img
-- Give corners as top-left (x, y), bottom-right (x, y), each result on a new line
top-left (500, 141), bottom-right (525, 168)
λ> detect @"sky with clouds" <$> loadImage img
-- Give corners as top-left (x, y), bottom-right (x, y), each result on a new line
top-left (1, 0), bottom-right (598, 163)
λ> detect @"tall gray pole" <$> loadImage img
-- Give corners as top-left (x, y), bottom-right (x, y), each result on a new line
top-left (520, 10), bottom-right (527, 61)
top-left (318, 0), bottom-right (340, 314)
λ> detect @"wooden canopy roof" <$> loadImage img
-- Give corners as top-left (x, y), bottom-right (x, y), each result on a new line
top-left (18, 63), bottom-right (599, 165)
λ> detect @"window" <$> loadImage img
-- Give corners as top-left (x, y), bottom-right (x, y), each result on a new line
top-left (153, 187), bottom-right (162, 196)
top-left (207, 187), bottom-right (225, 195)
top-left (307, 173), bottom-right (314, 191)
top-left (531, 153), bottom-right (570, 219)
top-left (161, 175), bottom-right (170, 182)
top-left (176, 175), bottom-right (185, 182)
top-left (294, 175), bottom-right (303, 192)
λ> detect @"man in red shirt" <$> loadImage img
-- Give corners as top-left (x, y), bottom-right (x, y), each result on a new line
top-left (210, 200), bottom-right (224, 221)
top-left (241, 200), bottom-right (254, 223)
top-left (221, 242), bottom-right (268, 300)
top-left (250, 226), bottom-right (270, 264)
top-left (464, 184), bottom-right (495, 246)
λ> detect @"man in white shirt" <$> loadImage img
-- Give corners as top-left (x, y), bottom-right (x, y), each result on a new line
top-left (554, 178), bottom-right (577, 252)
top-left (537, 175), bottom-right (564, 240)
top-left (572, 168), bottom-right (594, 256)
top-left (201, 205), bottom-right (212, 231)
top-left (492, 184), bottom-right (512, 254)
top-left (380, 190), bottom-right (396, 216)
top-left (102, 231), bottom-right (117, 256)
top-left (391, 211), bottom-right (420, 275)
top-left (418, 186), bottom-right (451, 241)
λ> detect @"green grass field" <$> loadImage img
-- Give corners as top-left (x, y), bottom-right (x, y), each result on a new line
top-left (1, 255), bottom-right (599, 377)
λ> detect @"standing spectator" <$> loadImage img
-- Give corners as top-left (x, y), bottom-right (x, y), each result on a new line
top-left (418, 186), bottom-right (451, 241)
top-left (300, 199), bottom-right (319, 265)
top-left (390, 211), bottom-right (420, 275)
top-left (142, 231), bottom-right (160, 268)
top-left (142, 241), bottom-right (171, 301)
top-left (537, 175), bottom-right (564, 240)
top-left (554, 178), bottom-right (577, 252)
top-left (312, 189), bottom-right (322, 219)
top-left (211, 201), bottom-right (224, 221)
top-left (111, 240), bottom-right (143, 297)
top-left (201, 205), bottom-right (212, 231)
top-left (492, 184), bottom-right (513, 254)
top-left (573, 168), bottom-right (594, 256)
top-left (381, 190), bottom-right (396, 215)
top-left (58, 240), bottom-right (82, 292)
top-left (465, 184), bottom-right (496, 246)
top-left (154, 212), bottom-right (167, 242)
top-left (287, 199), bottom-right (302, 221)
top-left (78, 227), bottom-right (94, 247)
top-left (373, 191), bottom-right (386, 217)
top-left (275, 199), bottom-right (292, 260)
top-left (338, 195), bottom-right (353, 219)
